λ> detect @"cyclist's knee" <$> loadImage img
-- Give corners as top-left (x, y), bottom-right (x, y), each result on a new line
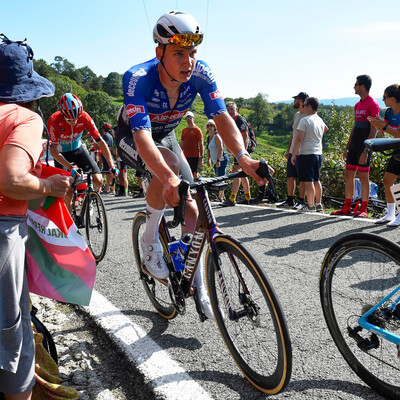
top-left (159, 147), bottom-right (180, 174)
top-left (93, 174), bottom-right (103, 190)
top-left (183, 200), bottom-right (198, 231)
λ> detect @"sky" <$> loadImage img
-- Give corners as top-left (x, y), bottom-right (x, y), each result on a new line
top-left (3, 0), bottom-right (400, 103)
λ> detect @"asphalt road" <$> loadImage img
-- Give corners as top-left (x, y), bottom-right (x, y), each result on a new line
top-left (93, 195), bottom-right (398, 400)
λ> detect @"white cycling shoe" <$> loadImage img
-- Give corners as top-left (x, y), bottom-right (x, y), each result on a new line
top-left (140, 237), bottom-right (169, 279)
top-left (198, 287), bottom-right (216, 321)
top-left (388, 213), bottom-right (400, 227)
top-left (375, 214), bottom-right (395, 225)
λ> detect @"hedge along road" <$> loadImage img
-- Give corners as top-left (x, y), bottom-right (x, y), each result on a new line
top-left (92, 195), bottom-right (398, 400)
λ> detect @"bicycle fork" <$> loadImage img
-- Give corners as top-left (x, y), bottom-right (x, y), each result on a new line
top-left (210, 241), bottom-right (260, 324)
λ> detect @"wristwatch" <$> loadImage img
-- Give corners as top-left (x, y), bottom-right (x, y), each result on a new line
top-left (382, 124), bottom-right (389, 132)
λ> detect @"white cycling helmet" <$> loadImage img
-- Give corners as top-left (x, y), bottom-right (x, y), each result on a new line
top-left (153, 10), bottom-right (203, 46)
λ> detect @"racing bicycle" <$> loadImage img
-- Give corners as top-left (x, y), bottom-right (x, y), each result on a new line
top-left (132, 160), bottom-right (292, 394)
top-left (71, 171), bottom-right (108, 263)
top-left (320, 138), bottom-right (400, 399)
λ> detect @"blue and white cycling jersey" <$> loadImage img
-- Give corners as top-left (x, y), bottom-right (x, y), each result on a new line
top-left (122, 57), bottom-right (226, 141)
top-left (384, 108), bottom-right (400, 129)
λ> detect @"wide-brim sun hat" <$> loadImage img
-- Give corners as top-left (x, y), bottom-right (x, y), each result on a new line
top-left (0, 34), bottom-right (55, 103)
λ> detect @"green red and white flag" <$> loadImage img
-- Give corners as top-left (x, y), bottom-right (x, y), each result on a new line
top-left (26, 164), bottom-right (96, 306)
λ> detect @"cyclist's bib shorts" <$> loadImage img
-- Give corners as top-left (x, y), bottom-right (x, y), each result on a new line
top-left (346, 123), bottom-right (372, 170)
top-left (115, 119), bottom-right (193, 186)
top-left (55, 144), bottom-right (101, 174)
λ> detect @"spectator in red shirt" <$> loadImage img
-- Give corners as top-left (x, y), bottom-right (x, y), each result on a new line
top-left (331, 75), bottom-right (379, 218)
top-left (180, 111), bottom-right (204, 179)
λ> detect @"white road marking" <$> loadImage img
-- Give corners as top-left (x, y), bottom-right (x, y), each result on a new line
top-left (85, 290), bottom-right (214, 400)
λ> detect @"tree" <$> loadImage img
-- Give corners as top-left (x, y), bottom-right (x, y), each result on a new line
top-left (273, 103), bottom-right (296, 132)
top-left (78, 66), bottom-right (101, 91)
top-left (248, 93), bottom-right (276, 131)
top-left (51, 56), bottom-right (81, 84)
top-left (102, 72), bottom-right (123, 98)
top-left (33, 59), bottom-right (55, 79)
top-left (234, 97), bottom-right (245, 112)
top-left (84, 91), bottom-right (120, 129)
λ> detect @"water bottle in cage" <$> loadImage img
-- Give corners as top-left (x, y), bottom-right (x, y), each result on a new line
top-left (168, 233), bottom-right (192, 272)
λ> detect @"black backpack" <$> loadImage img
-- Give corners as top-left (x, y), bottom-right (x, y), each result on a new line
top-left (246, 122), bottom-right (257, 153)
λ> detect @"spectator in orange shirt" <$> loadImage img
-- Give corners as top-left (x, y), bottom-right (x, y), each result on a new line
top-left (180, 111), bottom-right (204, 179)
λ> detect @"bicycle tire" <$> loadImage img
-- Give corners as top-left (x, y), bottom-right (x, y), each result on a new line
top-left (132, 213), bottom-right (177, 319)
top-left (320, 233), bottom-right (400, 399)
top-left (206, 235), bottom-right (292, 394)
top-left (85, 191), bottom-right (108, 262)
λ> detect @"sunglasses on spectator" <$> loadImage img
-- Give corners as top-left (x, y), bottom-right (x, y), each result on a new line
top-left (383, 95), bottom-right (387, 100)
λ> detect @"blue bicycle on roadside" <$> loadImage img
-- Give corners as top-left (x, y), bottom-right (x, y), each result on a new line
top-left (320, 138), bottom-right (400, 399)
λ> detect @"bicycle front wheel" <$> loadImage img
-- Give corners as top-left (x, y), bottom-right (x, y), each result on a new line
top-left (320, 233), bottom-right (400, 399)
top-left (132, 213), bottom-right (176, 319)
top-left (85, 191), bottom-right (108, 262)
top-left (206, 235), bottom-right (292, 394)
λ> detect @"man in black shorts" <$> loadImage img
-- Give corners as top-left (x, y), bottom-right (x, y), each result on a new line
top-left (277, 92), bottom-right (308, 209)
top-left (331, 75), bottom-right (380, 218)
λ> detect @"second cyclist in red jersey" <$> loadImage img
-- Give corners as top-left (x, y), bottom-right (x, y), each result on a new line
top-left (47, 93), bottom-right (116, 194)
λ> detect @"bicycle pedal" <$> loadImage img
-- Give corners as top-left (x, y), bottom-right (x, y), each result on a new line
top-left (141, 265), bottom-right (169, 286)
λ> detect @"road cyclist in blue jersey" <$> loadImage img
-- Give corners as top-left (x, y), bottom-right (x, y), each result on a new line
top-left (116, 10), bottom-right (266, 320)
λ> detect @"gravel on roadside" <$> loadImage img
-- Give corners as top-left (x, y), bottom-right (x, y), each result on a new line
top-left (30, 294), bottom-right (160, 400)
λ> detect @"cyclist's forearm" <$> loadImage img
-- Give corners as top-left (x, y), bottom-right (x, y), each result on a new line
top-left (97, 140), bottom-right (115, 168)
top-left (50, 147), bottom-right (74, 170)
top-left (1, 147), bottom-right (70, 199)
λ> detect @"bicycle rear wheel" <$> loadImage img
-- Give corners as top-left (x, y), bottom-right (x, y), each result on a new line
top-left (206, 235), bottom-right (292, 394)
top-left (132, 213), bottom-right (176, 319)
top-left (85, 191), bottom-right (108, 262)
top-left (320, 233), bottom-right (400, 399)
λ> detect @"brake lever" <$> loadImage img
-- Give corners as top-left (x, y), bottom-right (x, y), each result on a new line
top-left (168, 180), bottom-right (190, 228)
top-left (71, 168), bottom-right (83, 187)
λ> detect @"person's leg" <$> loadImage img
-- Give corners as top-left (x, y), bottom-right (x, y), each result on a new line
top-left (304, 181), bottom-right (315, 206)
top-left (355, 168), bottom-right (370, 217)
top-left (223, 163), bottom-right (240, 206)
top-left (314, 181), bottom-right (322, 204)
top-left (93, 173), bottom-right (103, 192)
top-left (231, 165), bottom-right (241, 196)
top-left (287, 177), bottom-right (296, 197)
top-left (4, 389), bottom-right (32, 400)
top-left (0, 219), bottom-right (35, 399)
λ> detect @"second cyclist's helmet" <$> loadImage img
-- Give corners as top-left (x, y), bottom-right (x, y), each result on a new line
top-left (153, 11), bottom-right (203, 46)
top-left (59, 93), bottom-right (83, 120)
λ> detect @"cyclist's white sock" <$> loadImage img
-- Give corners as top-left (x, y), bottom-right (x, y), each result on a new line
top-left (193, 257), bottom-right (206, 292)
top-left (143, 204), bottom-right (165, 243)
top-left (387, 202), bottom-right (396, 219)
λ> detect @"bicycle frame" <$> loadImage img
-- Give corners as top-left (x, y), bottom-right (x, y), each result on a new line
top-left (357, 286), bottom-right (400, 348)
top-left (158, 177), bottom-right (259, 320)
top-left (72, 173), bottom-right (95, 229)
